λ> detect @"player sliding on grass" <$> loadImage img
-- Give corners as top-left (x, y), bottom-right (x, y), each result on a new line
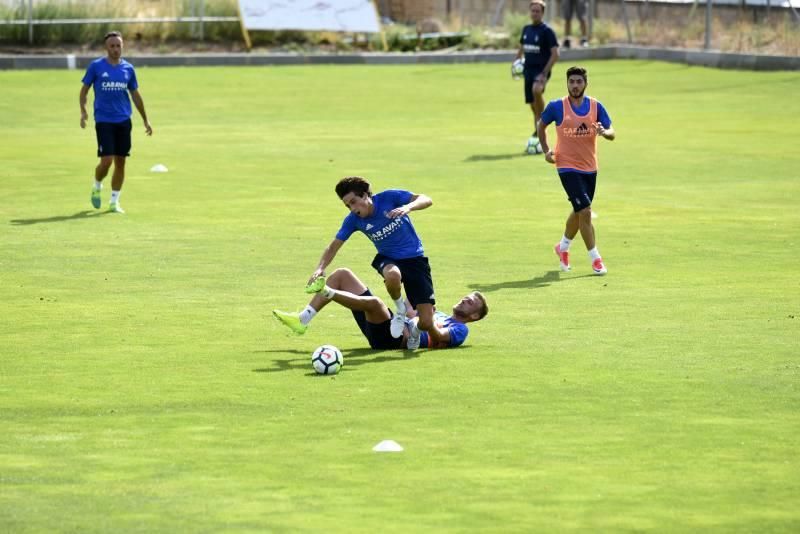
top-left (306, 176), bottom-right (437, 339)
top-left (273, 268), bottom-right (488, 350)
top-left (537, 65), bottom-right (615, 275)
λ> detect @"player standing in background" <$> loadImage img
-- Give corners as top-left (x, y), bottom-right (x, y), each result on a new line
top-left (561, 0), bottom-right (589, 49)
top-left (537, 66), bottom-right (615, 275)
top-left (287, 176), bottom-right (436, 340)
top-left (80, 31), bottom-right (152, 214)
top-left (273, 267), bottom-right (488, 351)
top-left (514, 0), bottom-right (559, 154)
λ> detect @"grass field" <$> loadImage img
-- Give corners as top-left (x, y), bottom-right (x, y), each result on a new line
top-left (1, 60), bottom-right (799, 532)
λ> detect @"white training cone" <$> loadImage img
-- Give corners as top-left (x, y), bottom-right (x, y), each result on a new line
top-left (372, 440), bottom-right (403, 452)
top-left (150, 163), bottom-right (168, 173)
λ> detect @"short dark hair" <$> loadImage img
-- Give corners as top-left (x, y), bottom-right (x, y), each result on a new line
top-left (104, 31), bottom-right (123, 42)
top-left (566, 66), bottom-right (587, 82)
top-left (335, 176), bottom-right (372, 200)
top-left (474, 291), bottom-right (489, 320)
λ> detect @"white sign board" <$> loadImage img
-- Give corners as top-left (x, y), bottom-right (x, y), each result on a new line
top-left (239, 0), bottom-right (381, 33)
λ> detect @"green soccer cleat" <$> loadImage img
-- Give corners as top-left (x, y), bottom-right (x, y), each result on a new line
top-left (305, 276), bottom-right (326, 294)
top-left (272, 310), bottom-right (307, 335)
top-left (91, 188), bottom-right (101, 209)
top-left (108, 202), bottom-right (125, 214)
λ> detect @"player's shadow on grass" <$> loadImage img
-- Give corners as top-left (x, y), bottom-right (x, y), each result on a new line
top-left (10, 210), bottom-right (110, 225)
top-left (469, 270), bottom-right (595, 292)
top-left (253, 347), bottom-right (421, 374)
top-left (463, 153), bottom-right (528, 162)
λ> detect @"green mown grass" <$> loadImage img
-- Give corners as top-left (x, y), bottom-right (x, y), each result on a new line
top-left (1, 61), bottom-right (798, 532)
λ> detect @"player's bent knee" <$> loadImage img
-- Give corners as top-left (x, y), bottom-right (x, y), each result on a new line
top-left (328, 267), bottom-right (353, 279)
top-left (383, 268), bottom-right (402, 285)
top-left (327, 267), bottom-right (357, 289)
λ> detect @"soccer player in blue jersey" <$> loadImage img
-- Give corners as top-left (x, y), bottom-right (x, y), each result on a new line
top-left (514, 0), bottom-right (559, 153)
top-left (79, 31), bottom-right (152, 214)
top-left (289, 176), bottom-right (435, 339)
top-left (273, 268), bottom-right (488, 350)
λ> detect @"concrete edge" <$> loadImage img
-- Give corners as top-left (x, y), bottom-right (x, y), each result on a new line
top-left (0, 46), bottom-right (798, 70)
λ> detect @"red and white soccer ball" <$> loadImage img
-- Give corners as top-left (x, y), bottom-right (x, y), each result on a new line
top-left (312, 345), bottom-right (343, 375)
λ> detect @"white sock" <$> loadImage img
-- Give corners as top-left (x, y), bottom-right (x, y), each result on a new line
top-left (588, 247), bottom-right (601, 261)
top-left (93, 180), bottom-right (103, 190)
top-left (110, 190), bottom-right (121, 204)
top-left (299, 305), bottom-right (317, 326)
top-left (393, 297), bottom-right (406, 316)
top-left (559, 236), bottom-right (572, 252)
top-left (320, 286), bottom-right (336, 300)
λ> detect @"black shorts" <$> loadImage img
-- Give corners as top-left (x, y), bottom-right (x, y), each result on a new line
top-left (559, 170), bottom-right (597, 212)
top-left (524, 69), bottom-right (551, 104)
top-left (351, 289), bottom-right (404, 350)
top-left (95, 119), bottom-right (132, 157)
top-left (371, 254), bottom-right (435, 308)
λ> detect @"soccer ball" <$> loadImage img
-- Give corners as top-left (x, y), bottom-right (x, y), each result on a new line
top-left (511, 59), bottom-right (524, 79)
top-left (312, 345), bottom-right (343, 375)
top-left (526, 136), bottom-right (543, 155)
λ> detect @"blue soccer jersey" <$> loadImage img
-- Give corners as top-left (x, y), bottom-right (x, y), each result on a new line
top-left (418, 311), bottom-right (469, 349)
top-left (519, 23), bottom-right (559, 73)
top-left (335, 190), bottom-right (425, 259)
top-left (81, 57), bottom-right (139, 123)
top-left (541, 97), bottom-right (612, 129)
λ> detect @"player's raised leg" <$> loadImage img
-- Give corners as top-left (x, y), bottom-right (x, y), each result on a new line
top-left (273, 268), bottom-right (392, 334)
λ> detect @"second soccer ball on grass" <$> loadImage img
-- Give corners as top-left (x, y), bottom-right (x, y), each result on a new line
top-left (526, 136), bottom-right (543, 155)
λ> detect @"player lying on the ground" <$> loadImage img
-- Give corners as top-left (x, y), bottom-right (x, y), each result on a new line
top-left (272, 268), bottom-right (489, 350)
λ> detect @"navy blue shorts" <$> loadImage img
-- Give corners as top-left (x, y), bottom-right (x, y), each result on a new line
top-left (95, 119), bottom-right (132, 157)
top-left (524, 69), bottom-right (551, 104)
top-left (371, 254), bottom-right (435, 308)
top-left (351, 289), bottom-right (404, 350)
top-left (559, 170), bottom-right (597, 212)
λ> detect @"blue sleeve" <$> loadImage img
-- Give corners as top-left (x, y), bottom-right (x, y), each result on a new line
top-left (597, 102), bottom-right (612, 128)
top-left (81, 63), bottom-right (95, 86)
top-left (334, 214), bottom-right (357, 241)
top-left (447, 322), bottom-right (468, 347)
top-left (382, 189), bottom-right (413, 207)
top-left (540, 100), bottom-right (562, 126)
top-left (547, 27), bottom-right (559, 48)
top-left (128, 66), bottom-right (139, 91)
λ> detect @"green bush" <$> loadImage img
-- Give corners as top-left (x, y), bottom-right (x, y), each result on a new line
top-left (504, 11), bottom-right (529, 46)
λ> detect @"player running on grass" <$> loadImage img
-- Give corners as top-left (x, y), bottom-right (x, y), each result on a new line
top-left (273, 268), bottom-right (488, 350)
top-left (537, 65), bottom-right (615, 275)
top-left (306, 176), bottom-right (437, 340)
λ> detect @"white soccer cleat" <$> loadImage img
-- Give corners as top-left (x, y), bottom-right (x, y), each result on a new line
top-left (390, 312), bottom-right (405, 338)
top-left (405, 320), bottom-right (421, 350)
